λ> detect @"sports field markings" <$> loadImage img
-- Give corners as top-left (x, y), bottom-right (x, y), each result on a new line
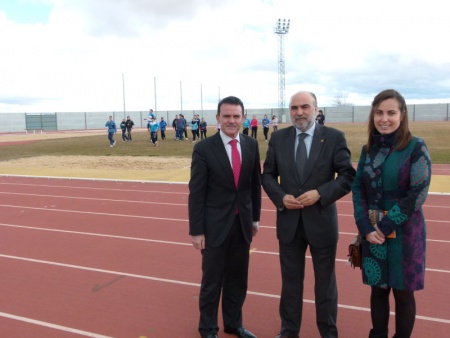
top-left (0, 198), bottom-right (449, 225)
top-left (1, 253), bottom-right (449, 325)
top-left (0, 204), bottom-right (188, 222)
top-left (0, 311), bottom-right (112, 338)
top-left (1, 223), bottom-right (449, 273)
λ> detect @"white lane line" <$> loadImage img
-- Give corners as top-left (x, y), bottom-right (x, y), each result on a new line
top-left (0, 183), bottom-right (449, 207)
top-left (0, 204), bottom-right (187, 222)
top-left (0, 176), bottom-right (449, 197)
top-left (0, 222), bottom-right (191, 247)
top-left (1, 223), bottom-right (449, 274)
top-left (0, 253), bottom-right (200, 287)
top-left (0, 202), bottom-right (449, 225)
top-left (1, 253), bottom-right (450, 325)
top-left (0, 191), bottom-right (188, 206)
top-left (0, 311), bottom-right (112, 338)
top-left (0, 179), bottom-right (188, 193)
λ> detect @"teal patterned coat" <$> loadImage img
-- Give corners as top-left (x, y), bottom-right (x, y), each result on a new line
top-left (352, 132), bottom-right (431, 291)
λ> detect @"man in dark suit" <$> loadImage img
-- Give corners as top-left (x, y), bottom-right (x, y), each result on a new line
top-left (262, 91), bottom-right (355, 338)
top-left (189, 96), bottom-right (261, 338)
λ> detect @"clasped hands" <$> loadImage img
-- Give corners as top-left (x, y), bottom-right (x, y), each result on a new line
top-left (365, 226), bottom-right (386, 245)
top-left (282, 189), bottom-right (320, 210)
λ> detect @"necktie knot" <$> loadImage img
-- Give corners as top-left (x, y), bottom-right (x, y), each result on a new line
top-left (298, 133), bottom-right (308, 141)
top-left (229, 139), bottom-right (238, 147)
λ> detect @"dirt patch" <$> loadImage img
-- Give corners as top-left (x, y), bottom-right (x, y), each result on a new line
top-left (0, 155), bottom-right (191, 171)
top-left (0, 155), bottom-right (192, 181)
top-left (0, 132), bottom-right (192, 181)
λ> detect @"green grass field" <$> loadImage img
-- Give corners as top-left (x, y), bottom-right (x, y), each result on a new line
top-left (1, 122), bottom-right (449, 164)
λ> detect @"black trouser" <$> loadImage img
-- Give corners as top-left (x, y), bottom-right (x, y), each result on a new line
top-left (126, 130), bottom-right (132, 141)
top-left (251, 126), bottom-right (257, 139)
top-left (198, 217), bottom-right (249, 336)
top-left (194, 129), bottom-right (200, 140)
top-left (278, 218), bottom-right (338, 337)
top-left (263, 127), bottom-right (269, 140)
top-left (192, 130), bottom-right (197, 141)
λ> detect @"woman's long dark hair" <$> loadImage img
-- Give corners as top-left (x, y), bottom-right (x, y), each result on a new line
top-left (366, 89), bottom-right (412, 152)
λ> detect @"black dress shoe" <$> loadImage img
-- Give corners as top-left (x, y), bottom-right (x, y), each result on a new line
top-left (224, 327), bottom-right (257, 338)
top-left (205, 335), bottom-right (218, 338)
top-left (275, 334), bottom-right (299, 338)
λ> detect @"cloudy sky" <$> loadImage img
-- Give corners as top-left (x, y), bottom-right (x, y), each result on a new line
top-left (1, 0), bottom-right (449, 113)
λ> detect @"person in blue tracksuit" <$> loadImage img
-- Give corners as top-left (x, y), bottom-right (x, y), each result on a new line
top-left (148, 116), bottom-right (160, 146)
top-left (105, 116), bottom-right (117, 147)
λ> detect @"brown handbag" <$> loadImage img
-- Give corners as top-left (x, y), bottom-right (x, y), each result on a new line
top-left (348, 234), bottom-right (362, 269)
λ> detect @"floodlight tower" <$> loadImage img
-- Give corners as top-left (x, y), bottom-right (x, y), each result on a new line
top-left (274, 19), bottom-right (290, 111)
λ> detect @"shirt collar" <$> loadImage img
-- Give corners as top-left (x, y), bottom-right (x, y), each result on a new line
top-left (295, 123), bottom-right (316, 138)
top-left (220, 131), bottom-right (240, 145)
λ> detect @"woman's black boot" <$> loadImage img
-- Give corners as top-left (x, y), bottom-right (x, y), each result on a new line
top-left (369, 329), bottom-right (388, 338)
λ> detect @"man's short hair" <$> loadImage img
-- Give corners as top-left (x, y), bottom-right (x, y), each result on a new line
top-left (217, 96), bottom-right (244, 115)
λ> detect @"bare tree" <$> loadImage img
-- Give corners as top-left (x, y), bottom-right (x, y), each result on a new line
top-left (333, 92), bottom-right (353, 107)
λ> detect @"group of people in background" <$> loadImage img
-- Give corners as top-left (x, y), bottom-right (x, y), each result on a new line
top-left (110, 111), bottom-right (211, 145)
top-left (107, 109), bottom-right (299, 148)
top-left (105, 109), bottom-right (181, 147)
top-left (119, 116), bottom-right (135, 142)
top-left (188, 89), bottom-right (431, 338)
top-left (242, 114), bottom-right (280, 142)
top-left (172, 114), bottom-right (208, 142)
top-left (190, 114), bottom-right (208, 142)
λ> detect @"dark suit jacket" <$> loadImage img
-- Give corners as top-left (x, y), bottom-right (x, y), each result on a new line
top-left (262, 124), bottom-right (355, 247)
top-left (189, 132), bottom-right (262, 247)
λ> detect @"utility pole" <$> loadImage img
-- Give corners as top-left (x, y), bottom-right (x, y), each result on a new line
top-left (122, 73), bottom-right (126, 117)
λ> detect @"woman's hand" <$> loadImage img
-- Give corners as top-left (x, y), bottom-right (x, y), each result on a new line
top-left (365, 231), bottom-right (386, 245)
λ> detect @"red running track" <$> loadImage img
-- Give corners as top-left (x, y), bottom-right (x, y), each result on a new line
top-left (0, 176), bottom-right (449, 337)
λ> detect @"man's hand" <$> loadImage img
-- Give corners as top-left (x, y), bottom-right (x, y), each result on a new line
top-left (296, 189), bottom-right (321, 207)
top-left (283, 190), bottom-right (320, 209)
top-left (191, 235), bottom-right (206, 250)
top-left (282, 194), bottom-right (304, 209)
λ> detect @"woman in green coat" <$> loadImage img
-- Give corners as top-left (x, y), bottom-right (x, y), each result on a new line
top-left (352, 89), bottom-right (432, 338)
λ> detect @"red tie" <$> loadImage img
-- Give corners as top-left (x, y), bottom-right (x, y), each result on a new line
top-left (229, 139), bottom-right (241, 188)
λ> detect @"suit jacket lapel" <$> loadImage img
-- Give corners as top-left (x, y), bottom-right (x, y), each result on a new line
top-left (285, 127), bottom-right (301, 186)
top-left (211, 133), bottom-right (236, 187)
